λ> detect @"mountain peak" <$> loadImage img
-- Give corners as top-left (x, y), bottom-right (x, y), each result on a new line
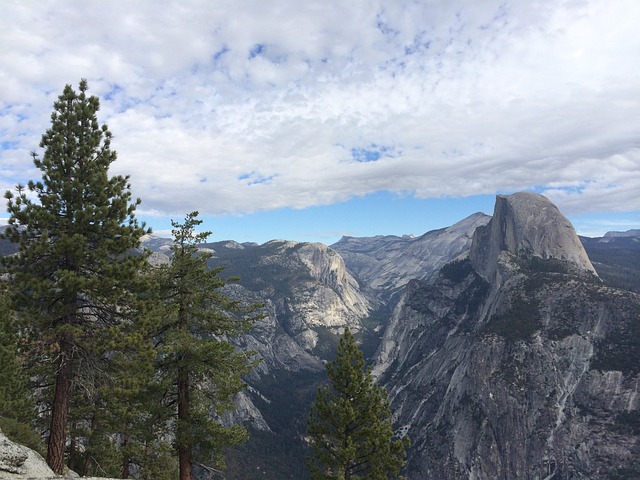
top-left (603, 228), bottom-right (640, 238)
top-left (469, 192), bottom-right (597, 281)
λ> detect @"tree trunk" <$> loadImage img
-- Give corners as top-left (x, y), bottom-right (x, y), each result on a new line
top-left (178, 365), bottom-right (192, 480)
top-left (47, 331), bottom-right (74, 474)
top-left (121, 433), bottom-right (130, 479)
top-left (68, 430), bottom-right (76, 473)
top-left (179, 443), bottom-right (192, 480)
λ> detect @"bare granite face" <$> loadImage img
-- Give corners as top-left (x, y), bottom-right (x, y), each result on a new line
top-left (469, 192), bottom-right (597, 282)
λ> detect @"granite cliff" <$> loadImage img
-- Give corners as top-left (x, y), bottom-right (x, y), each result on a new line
top-left (469, 192), bottom-right (596, 282)
top-left (374, 193), bottom-right (640, 479)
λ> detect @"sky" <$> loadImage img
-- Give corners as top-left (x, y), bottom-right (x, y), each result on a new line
top-left (1, 0), bottom-right (639, 245)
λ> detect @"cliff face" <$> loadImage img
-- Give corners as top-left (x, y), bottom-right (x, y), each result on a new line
top-left (469, 192), bottom-right (596, 282)
top-left (145, 237), bottom-right (375, 361)
top-left (233, 240), bottom-right (374, 353)
top-left (375, 193), bottom-right (640, 479)
top-left (205, 239), bottom-right (377, 455)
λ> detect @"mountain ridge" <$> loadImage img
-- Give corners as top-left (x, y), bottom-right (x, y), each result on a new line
top-left (331, 212), bottom-right (491, 299)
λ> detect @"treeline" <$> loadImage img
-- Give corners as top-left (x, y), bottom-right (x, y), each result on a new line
top-left (0, 81), bottom-right (261, 480)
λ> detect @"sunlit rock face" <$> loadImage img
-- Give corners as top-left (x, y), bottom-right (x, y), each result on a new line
top-left (375, 194), bottom-right (640, 480)
top-left (286, 241), bottom-right (373, 333)
top-left (245, 240), bottom-right (374, 357)
top-left (470, 192), bottom-right (597, 282)
top-left (212, 240), bottom-right (375, 432)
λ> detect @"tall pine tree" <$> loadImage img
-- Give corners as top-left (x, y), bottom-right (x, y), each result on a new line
top-left (307, 327), bottom-right (409, 480)
top-left (153, 211), bottom-right (260, 480)
top-left (1, 80), bottom-right (150, 474)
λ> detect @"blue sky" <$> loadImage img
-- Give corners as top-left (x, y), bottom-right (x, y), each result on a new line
top-left (1, 1), bottom-right (639, 245)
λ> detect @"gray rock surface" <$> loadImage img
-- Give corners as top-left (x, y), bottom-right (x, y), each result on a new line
top-left (0, 429), bottom-right (117, 480)
top-left (333, 212), bottom-right (490, 298)
top-left (0, 430), bottom-right (30, 475)
top-left (214, 241), bottom-right (374, 432)
top-left (469, 192), bottom-right (596, 282)
top-left (374, 194), bottom-right (640, 479)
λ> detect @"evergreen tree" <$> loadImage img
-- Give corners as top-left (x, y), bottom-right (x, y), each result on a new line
top-left (67, 308), bottom-right (173, 479)
top-left (0, 284), bottom-right (39, 449)
top-left (1, 80), bottom-right (150, 474)
top-left (307, 328), bottom-right (409, 480)
top-left (154, 211), bottom-right (260, 480)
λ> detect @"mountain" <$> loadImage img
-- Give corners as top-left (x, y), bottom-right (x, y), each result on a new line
top-left (603, 229), bottom-right (640, 238)
top-left (135, 221), bottom-right (499, 478)
top-left (191, 240), bottom-right (378, 478)
top-left (581, 231), bottom-right (640, 293)
top-left (331, 212), bottom-right (490, 300)
top-left (374, 193), bottom-right (640, 479)
top-left (469, 192), bottom-right (596, 282)
top-left (201, 240), bottom-right (376, 356)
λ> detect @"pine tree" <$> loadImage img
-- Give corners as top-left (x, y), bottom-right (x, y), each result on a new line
top-left (66, 308), bottom-right (172, 479)
top-left (307, 327), bottom-right (409, 480)
top-left (0, 284), bottom-right (38, 449)
top-left (1, 79), bottom-right (150, 474)
top-left (153, 211), bottom-right (260, 480)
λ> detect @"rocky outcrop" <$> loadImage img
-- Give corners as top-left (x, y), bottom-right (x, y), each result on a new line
top-left (211, 241), bottom-right (372, 435)
top-left (295, 242), bottom-right (367, 313)
top-left (213, 239), bottom-right (374, 354)
top-left (375, 194), bottom-right (640, 479)
top-left (285, 241), bottom-right (372, 336)
top-left (0, 429), bottom-right (118, 479)
top-left (470, 192), bottom-right (596, 282)
top-left (0, 429), bottom-right (31, 476)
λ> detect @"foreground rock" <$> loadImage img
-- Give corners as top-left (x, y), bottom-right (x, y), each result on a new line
top-left (0, 429), bottom-right (118, 480)
top-left (0, 428), bottom-right (54, 478)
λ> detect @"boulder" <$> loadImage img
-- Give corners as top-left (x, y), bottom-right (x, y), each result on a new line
top-left (0, 428), bottom-right (54, 478)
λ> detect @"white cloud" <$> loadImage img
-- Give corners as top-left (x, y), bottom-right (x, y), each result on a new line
top-left (1, 0), bottom-right (639, 223)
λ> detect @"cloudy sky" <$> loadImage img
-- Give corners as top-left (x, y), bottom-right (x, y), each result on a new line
top-left (1, 0), bottom-right (639, 244)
